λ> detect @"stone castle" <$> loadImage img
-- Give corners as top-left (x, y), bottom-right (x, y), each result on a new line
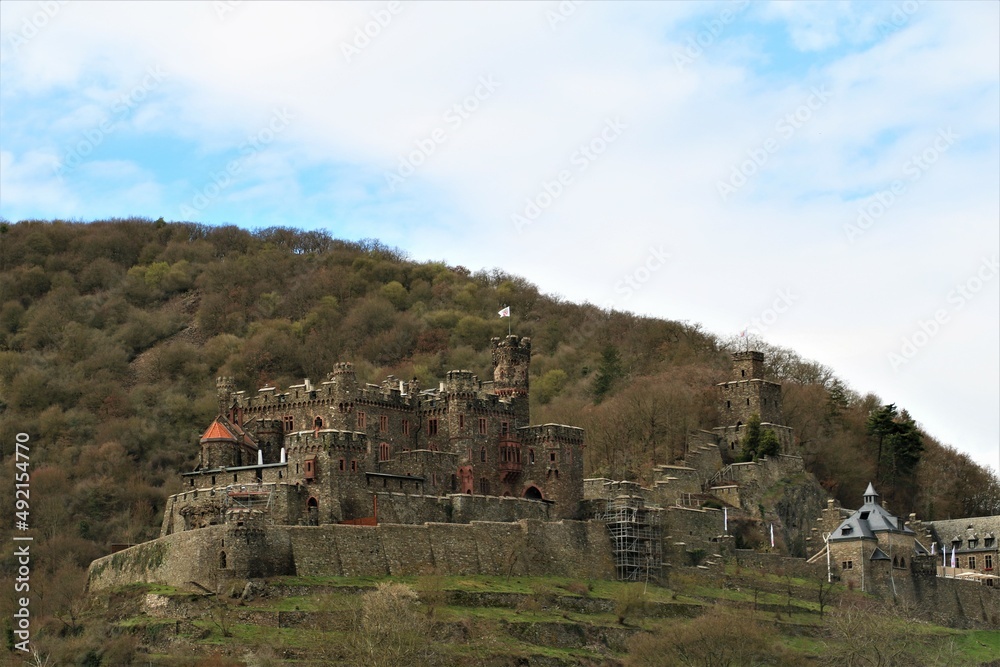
top-left (160, 334), bottom-right (583, 537)
top-left (87, 340), bottom-right (997, 627)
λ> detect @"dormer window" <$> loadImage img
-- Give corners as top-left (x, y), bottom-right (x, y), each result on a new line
top-left (841, 526), bottom-right (853, 535)
top-left (859, 512), bottom-right (870, 520)
top-left (985, 536), bottom-right (995, 548)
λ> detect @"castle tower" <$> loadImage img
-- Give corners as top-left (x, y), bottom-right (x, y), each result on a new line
top-left (718, 351), bottom-right (783, 427)
top-left (217, 376), bottom-right (235, 415)
top-left (251, 418), bottom-right (284, 464)
top-left (731, 351), bottom-right (765, 383)
top-left (200, 417), bottom-right (252, 469)
top-left (492, 335), bottom-right (531, 426)
top-left (713, 351), bottom-right (792, 458)
top-left (326, 362), bottom-right (358, 430)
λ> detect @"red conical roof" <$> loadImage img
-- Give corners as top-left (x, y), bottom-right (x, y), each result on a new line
top-left (201, 418), bottom-right (237, 442)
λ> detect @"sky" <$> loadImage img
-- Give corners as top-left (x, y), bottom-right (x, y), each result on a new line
top-left (1, 1), bottom-right (997, 474)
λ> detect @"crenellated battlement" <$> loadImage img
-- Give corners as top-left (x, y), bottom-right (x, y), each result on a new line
top-left (443, 369), bottom-right (483, 395)
top-left (284, 429), bottom-right (367, 451)
top-left (519, 423), bottom-right (585, 446)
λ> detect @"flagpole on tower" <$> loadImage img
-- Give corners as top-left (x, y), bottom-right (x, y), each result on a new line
top-left (499, 305), bottom-right (511, 335)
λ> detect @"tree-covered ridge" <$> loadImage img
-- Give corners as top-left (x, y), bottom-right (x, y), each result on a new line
top-left (0, 219), bottom-right (997, 616)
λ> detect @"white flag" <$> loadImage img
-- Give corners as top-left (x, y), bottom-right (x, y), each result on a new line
top-left (498, 306), bottom-right (510, 317)
top-left (770, 523), bottom-right (775, 547)
top-left (724, 507), bottom-right (728, 533)
top-left (951, 545), bottom-right (956, 569)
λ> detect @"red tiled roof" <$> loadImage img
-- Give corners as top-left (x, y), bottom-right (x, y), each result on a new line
top-left (201, 419), bottom-right (237, 442)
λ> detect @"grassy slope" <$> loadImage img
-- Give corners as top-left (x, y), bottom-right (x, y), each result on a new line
top-left (94, 571), bottom-right (999, 666)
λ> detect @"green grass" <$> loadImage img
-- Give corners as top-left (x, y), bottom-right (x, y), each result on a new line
top-left (97, 572), bottom-right (997, 666)
top-left (951, 629), bottom-right (1000, 661)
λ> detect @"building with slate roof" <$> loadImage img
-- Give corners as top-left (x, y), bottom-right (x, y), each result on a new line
top-left (810, 483), bottom-right (931, 592)
top-left (915, 515), bottom-right (1000, 586)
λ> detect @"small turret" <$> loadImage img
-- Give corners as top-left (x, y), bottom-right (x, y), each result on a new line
top-left (217, 376), bottom-right (235, 415)
top-left (863, 482), bottom-right (881, 506)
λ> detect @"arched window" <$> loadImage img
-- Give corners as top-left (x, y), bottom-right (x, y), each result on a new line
top-left (314, 416), bottom-right (323, 428)
top-left (480, 447), bottom-right (487, 462)
top-left (219, 551), bottom-right (227, 569)
top-left (528, 448), bottom-right (535, 464)
top-left (307, 497), bottom-right (319, 526)
top-left (379, 442), bottom-right (390, 461)
top-left (524, 486), bottom-right (543, 500)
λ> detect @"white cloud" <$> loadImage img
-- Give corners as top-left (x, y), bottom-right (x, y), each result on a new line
top-left (0, 0), bottom-right (996, 472)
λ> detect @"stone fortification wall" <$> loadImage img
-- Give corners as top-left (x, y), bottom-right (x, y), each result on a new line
top-left (730, 550), bottom-right (825, 579)
top-left (449, 493), bottom-right (551, 523)
top-left (904, 571), bottom-right (999, 628)
top-left (372, 491), bottom-right (550, 524)
top-left (665, 506), bottom-right (726, 543)
top-left (682, 444), bottom-right (724, 482)
top-left (711, 455), bottom-right (805, 510)
top-left (89, 519), bottom-right (613, 592)
top-left (648, 466), bottom-right (703, 506)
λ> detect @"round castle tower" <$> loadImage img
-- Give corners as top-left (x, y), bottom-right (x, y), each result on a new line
top-left (326, 362), bottom-right (358, 430)
top-left (217, 376), bottom-right (235, 415)
top-left (491, 335), bottom-right (531, 426)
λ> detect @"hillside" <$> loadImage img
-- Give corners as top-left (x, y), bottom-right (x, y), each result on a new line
top-left (1, 219), bottom-right (999, 663)
top-left (28, 571), bottom-right (1000, 666)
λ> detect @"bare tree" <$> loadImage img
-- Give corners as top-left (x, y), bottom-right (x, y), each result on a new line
top-left (350, 582), bottom-right (435, 667)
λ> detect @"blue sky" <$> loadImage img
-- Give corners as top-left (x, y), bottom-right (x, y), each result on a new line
top-left (1, 0), bottom-right (997, 473)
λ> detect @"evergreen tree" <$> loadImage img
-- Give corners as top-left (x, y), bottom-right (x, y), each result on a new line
top-left (865, 403), bottom-right (924, 494)
top-left (866, 403), bottom-right (897, 481)
top-left (740, 413), bottom-right (762, 461)
top-left (593, 345), bottom-right (623, 402)
top-left (758, 428), bottom-right (781, 458)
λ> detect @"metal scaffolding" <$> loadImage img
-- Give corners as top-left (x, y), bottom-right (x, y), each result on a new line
top-left (224, 484), bottom-right (274, 525)
top-left (596, 487), bottom-right (663, 583)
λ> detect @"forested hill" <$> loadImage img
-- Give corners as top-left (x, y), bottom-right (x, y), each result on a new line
top-left (1, 219), bottom-right (998, 565)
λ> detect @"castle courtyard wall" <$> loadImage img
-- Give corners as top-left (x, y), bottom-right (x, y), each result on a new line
top-left (89, 519), bottom-right (615, 592)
